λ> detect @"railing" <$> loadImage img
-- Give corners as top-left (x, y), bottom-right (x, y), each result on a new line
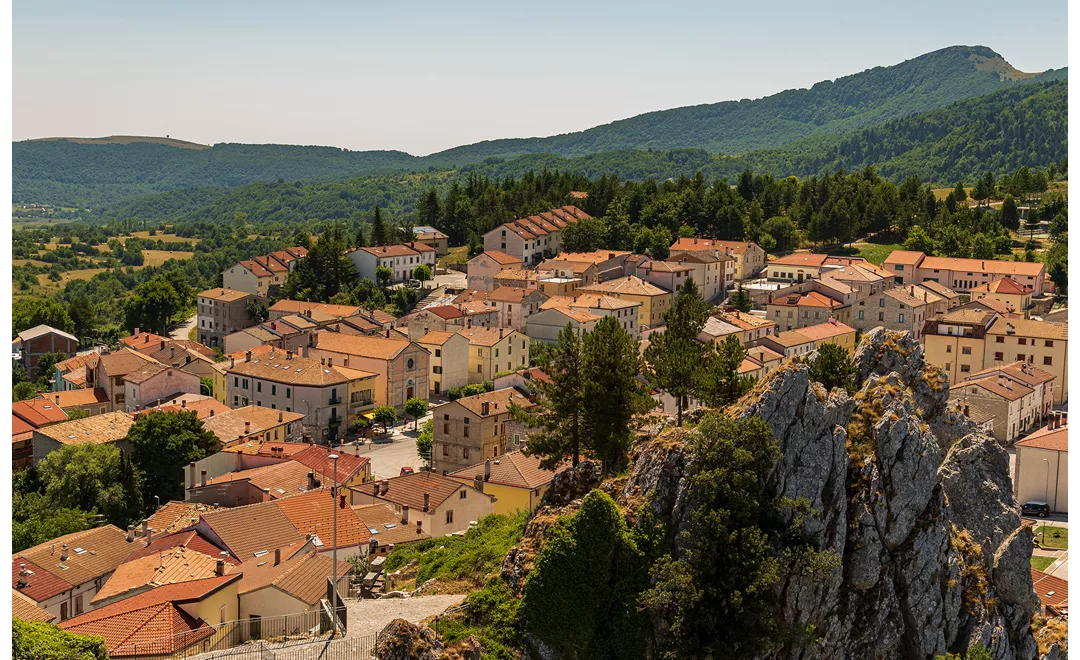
top-left (328, 396), bottom-right (343, 405)
top-left (184, 633), bottom-right (379, 660)
top-left (111, 610), bottom-right (325, 659)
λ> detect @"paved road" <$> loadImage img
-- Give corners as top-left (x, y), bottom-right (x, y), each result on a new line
top-left (345, 594), bottom-right (465, 638)
top-left (346, 411), bottom-right (435, 479)
top-left (169, 314), bottom-right (197, 341)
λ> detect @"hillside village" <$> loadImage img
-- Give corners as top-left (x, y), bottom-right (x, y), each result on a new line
top-left (10, 188), bottom-right (1070, 658)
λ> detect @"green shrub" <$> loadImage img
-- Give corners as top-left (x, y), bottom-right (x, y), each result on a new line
top-left (12, 619), bottom-right (108, 660)
top-left (385, 511), bottom-right (527, 586)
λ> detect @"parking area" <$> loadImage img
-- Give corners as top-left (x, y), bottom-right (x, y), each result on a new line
top-left (347, 411), bottom-right (435, 479)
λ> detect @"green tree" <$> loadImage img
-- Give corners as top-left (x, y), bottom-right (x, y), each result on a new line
top-left (521, 490), bottom-right (649, 660)
top-left (970, 233), bottom-right (995, 260)
top-left (416, 419), bottom-right (433, 468)
top-left (731, 285), bottom-right (753, 313)
top-left (13, 382), bottom-right (38, 402)
top-left (13, 619), bottom-right (109, 660)
top-left (373, 405), bottom-right (398, 433)
top-left (37, 443), bottom-right (145, 528)
top-left (200, 376), bottom-right (214, 396)
top-left (123, 275), bottom-right (184, 335)
top-left (404, 397), bottom-right (428, 431)
top-left (762, 216), bottom-right (798, 252)
top-left (902, 225), bottom-right (934, 254)
top-left (807, 343), bottom-right (857, 394)
top-left (371, 205), bottom-right (388, 245)
top-left (952, 181), bottom-right (967, 204)
top-left (1000, 194), bottom-right (1020, 231)
top-left (644, 278), bottom-right (709, 426)
top-left (412, 264), bottom-right (432, 284)
top-left (582, 316), bottom-right (652, 473)
top-left (698, 335), bottom-right (754, 407)
top-left (126, 410), bottom-right (219, 506)
top-left (245, 299), bottom-right (269, 324)
top-left (639, 414), bottom-right (787, 659)
top-left (66, 408), bottom-right (89, 420)
top-left (375, 265), bottom-right (392, 288)
top-left (513, 324), bottom-right (586, 470)
top-left (33, 351), bottom-right (70, 389)
top-left (13, 298), bottom-right (76, 336)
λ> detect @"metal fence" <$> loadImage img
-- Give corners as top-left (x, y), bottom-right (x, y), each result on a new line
top-left (112, 610), bottom-right (331, 659)
top-left (184, 634), bottom-right (380, 660)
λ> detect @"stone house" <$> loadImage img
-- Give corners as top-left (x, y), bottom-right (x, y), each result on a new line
top-left (466, 251), bottom-right (525, 291)
top-left (124, 363), bottom-right (201, 412)
top-left (431, 388), bottom-right (535, 475)
top-left (197, 288), bottom-right (259, 349)
top-left (12, 325), bottom-right (78, 380)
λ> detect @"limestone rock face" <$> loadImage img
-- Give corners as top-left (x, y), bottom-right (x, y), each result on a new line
top-left (373, 618), bottom-right (442, 660)
top-left (621, 329), bottom-right (1041, 660)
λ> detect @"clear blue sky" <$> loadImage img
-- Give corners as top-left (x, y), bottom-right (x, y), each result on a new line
top-left (13, 0), bottom-right (1068, 156)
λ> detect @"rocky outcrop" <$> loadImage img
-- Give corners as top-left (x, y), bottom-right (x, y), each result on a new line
top-left (373, 619), bottom-right (441, 660)
top-left (620, 328), bottom-right (1041, 660)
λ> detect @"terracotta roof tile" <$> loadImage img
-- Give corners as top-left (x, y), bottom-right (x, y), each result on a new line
top-left (974, 277), bottom-right (1032, 295)
top-left (18, 525), bottom-right (133, 588)
top-left (292, 445), bottom-right (369, 484)
top-left (92, 546), bottom-right (224, 604)
top-left (447, 451), bottom-right (558, 490)
top-left (40, 388), bottom-right (109, 409)
top-left (769, 291), bottom-right (843, 309)
top-left (34, 411), bottom-right (134, 446)
top-left (269, 300), bottom-right (361, 319)
top-left (918, 255), bottom-right (1045, 277)
top-left (457, 327), bottom-right (523, 347)
top-left (123, 362), bottom-right (169, 385)
top-left (669, 238), bottom-right (757, 255)
top-left (357, 472), bottom-right (483, 512)
top-left (145, 502), bottom-right (225, 537)
top-left (961, 376), bottom-right (1033, 402)
top-left (792, 320), bottom-right (855, 342)
top-left (12, 558), bottom-right (74, 602)
top-left (13, 589), bottom-right (56, 622)
top-left (231, 551), bottom-right (350, 605)
top-left (199, 503), bottom-right (305, 562)
top-left (576, 275), bottom-right (671, 297)
top-left (353, 504), bottom-right (430, 546)
top-left (986, 318), bottom-right (1068, 341)
top-left (1030, 568), bottom-right (1068, 610)
top-left (227, 351), bottom-right (349, 387)
top-left (12, 398), bottom-right (69, 427)
top-left (1016, 423), bottom-right (1068, 452)
top-left (274, 489), bottom-right (372, 550)
top-left (311, 333), bottom-right (412, 360)
top-left (768, 252), bottom-right (830, 267)
top-left (882, 250), bottom-right (926, 266)
top-left (197, 288), bottom-right (251, 302)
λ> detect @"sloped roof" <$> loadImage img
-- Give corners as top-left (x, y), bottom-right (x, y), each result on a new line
top-left (451, 388), bottom-right (534, 417)
top-left (669, 238), bottom-right (758, 255)
top-left (312, 332), bottom-right (412, 360)
top-left (962, 376), bottom-right (1033, 402)
top-left (199, 503), bottom-right (305, 562)
top-left (457, 327), bottom-right (521, 347)
top-left (13, 589), bottom-right (56, 622)
top-left (274, 489), bottom-right (372, 550)
top-left (447, 451), bottom-right (558, 490)
top-left (91, 546), bottom-right (223, 604)
top-left (794, 320), bottom-right (856, 342)
top-left (269, 300), bottom-right (361, 318)
top-left (1030, 568), bottom-right (1068, 610)
top-left (12, 558), bottom-right (74, 602)
top-left (1016, 423), bottom-right (1068, 452)
top-left (227, 351), bottom-right (348, 387)
top-left (918, 255), bottom-right (1044, 277)
top-left (358, 472), bottom-right (479, 512)
top-left (986, 318), bottom-right (1068, 341)
top-left (126, 528), bottom-right (233, 566)
top-left (197, 288), bottom-right (251, 302)
top-left (968, 362), bottom-right (1055, 387)
top-left (353, 504), bottom-right (430, 546)
top-left (577, 275), bottom-right (670, 297)
top-left (12, 397), bottom-right (68, 427)
top-left (882, 250), bottom-right (926, 266)
top-left (769, 291), bottom-right (843, 309)
top-left (60, 576), bottom-right (238, 656)
top-left (33, 411), bottom-right (134, 446)
top-left (231, 551), bottom-right (350, 605)
top-left (145, 502), bottom-right (225, 537)
top-left (16, 324), bottom-right (78, 343)
top-left (292, 444), bottom-right (369, 484)
top-left (40, 388), bottom-right (109, 408)
top-left (123, 362), bottom-right (169, 385)
top-left (768, 252), bottom-right (830, 267)
top-left (18, 525), bottom-right (133, 588)
top-left (976, 277), bottom-right (1032, 295)
top-left (203, 460), bottom-right (317, 500)
top-left (418, 330), bottom-right (461, 346)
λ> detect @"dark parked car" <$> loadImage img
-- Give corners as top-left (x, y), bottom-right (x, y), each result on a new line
top-left (1021, 501), bottom-right (1051, 518)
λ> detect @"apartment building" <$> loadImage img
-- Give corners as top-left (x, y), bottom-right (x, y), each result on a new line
top-left (222, 247), bottom-right (308, 297)
top-left (664, 250), bottom-right (732, 302)
top-left (715, 310), bottom-right (777, 345)
top-left (224, 350), bottom-right (353, 442)
top-left (525, 304), bottom-right (601, 343)
top-left (305, 332), bottom-right (429, 407)
top-left (458, 328), bottom-right (529, 384)
top-left (431, 388), bottom-right (534, 474)
top-left (575, 275), bottom-right (673, 329)
top-left (635, 261), bottom-right (693, 295)
top-left (541, 293), bottom-right (641, 340)
top-left (123, 363), bottom-right (201, 412)
top-left (766, 290), bottom-right (849, 331)
top-left (669, 238), bottom-right (765, 280)
top-left (197, 288), bottom-right (258, 348)
top-left (482, 206), bottom-right (590, 265)
top-left (417, 330), bottom-right (469, 397)
top-left (1014, 415), bottom-right (1067, 513)
top-left (347, 243), bottom-right (436, 283)
top-left (923, 311), bottom-right (1068, 404)
top-left (13, 325), bottom-right (78, 380)
top-left (466, 250), bottom-right (525, 291)
top-left (882, 251), bottom-right (1046, 296)
top-left (970, 277), bottom-right (1033, 313)
top-left (951, 373), bottom-right (1041, 444)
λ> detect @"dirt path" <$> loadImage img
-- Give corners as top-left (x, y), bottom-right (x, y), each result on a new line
top-left (345, 594), bottom-right (466, 637)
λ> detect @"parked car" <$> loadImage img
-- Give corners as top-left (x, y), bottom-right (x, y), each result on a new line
top-left (1021, 501), bottom-right (1051, 518)
top-left (400, 466), bottom-right (415, 476)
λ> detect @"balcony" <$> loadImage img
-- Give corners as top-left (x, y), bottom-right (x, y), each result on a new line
top-left (328, 396), bottom-right (343, 406)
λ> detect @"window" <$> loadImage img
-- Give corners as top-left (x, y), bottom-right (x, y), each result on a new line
top-left (233, 376), bottom-right (239, 387)
top-left (960, 365), bottom-right (970, 373)
top-left (463, 446), bottom-right (470, 459)
top-left (878, 312), bottom-right (884, 322)
top-left (858, 311), bottom-right (864, 320)
top-left (946, 345), bottom-right (952, 353)
top-left (242, 378), bottom-right (248, 389)
top-left (1018, 338), bottom-right (1027, 346)
top-left (443, 423), bottom-right (449, 434)
top-left (446, 510), bottom-right (454, 524)
top-left (407, 358), bottom-right (415, 369)
top-left (945, 363), bottom-right (951, 371)
top-left (961, 346), bottom-right (971, 355)
top-left (994, 352), bottom-right (1003, 361)
top-left (60, 603), bottom-right (68, 621)
top-left (234, 395), bottom-right (239, 405)
top-left (1046, 340), bottom-right (1054, 347)
top-left (460, 489), bottom-right (467, 499)
top-left (1017, 354), bottom-right (1025, 361)
top-left (272, 385), bottom-right (276, 395)
top-left (285, 388), bottom-right (291, 398)
top-left (1043, 356), bottom-right (1053, 366)
top-left (996, 336), bottom-right (1004, 343)
top-left (75, 594), bottom-right (83, 616)
top-left (477, 364), bottom-right (483, 372)
top-left (464, 425), bottom-right (469, 437)
top-left (895, 265), bottom-right (904, 271)
top-left (257, 382), bottom-right (262, 393)
top-left (444, 414), bottom-right (450, 420)
top-left (898, 314), bottom-right (905, 324)
top-left (879, 299), bottom-right (885, 307)
top-left (435, 349), bottom-right (441, 358)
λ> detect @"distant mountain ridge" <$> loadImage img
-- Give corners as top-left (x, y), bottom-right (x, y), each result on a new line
top-left (13, 45), bottom-right (1067, 208)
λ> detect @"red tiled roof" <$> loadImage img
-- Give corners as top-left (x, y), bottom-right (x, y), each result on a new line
top-left (768, 252), bottom-right (830, 267)
top-left (1030, 568), bottom-right (1068, 610)
top-left (12, 558), bottom-right (74, 602)
top-left (1016, 423), bottom-right (1068, 452)
top-left (12, 398), bottom-right (68, 427)
top-left (976, 277), bottom-right (1032, 295)
top-left (273, 489), bottom-right (372, 550)
top-left (292, 445), bottom-right (369, 484)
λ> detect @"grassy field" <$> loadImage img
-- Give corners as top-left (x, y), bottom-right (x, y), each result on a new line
top-left (828, 242), bottom-right (902, 265)
top-left (1034, 526), bottom-right (1067, 549)
top-left (1031, 555), bottom-right (1056, 572)
top-left (142, 249), bottom-right (192, 267)
top-left (438, 246), bottom-right (469, 268)
top-left (34, 268), bottom-right (108, 293)
top-left (12, 259), bottom-right (49, 267)
top-left (129, 231), bottom-right (193, 243)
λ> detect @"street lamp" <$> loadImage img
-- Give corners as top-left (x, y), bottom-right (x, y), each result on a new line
top-left (1042, 458), bottom-right (1050, 545)
top-left (328, 453), bottom-right (340, 630)
top-left (154, 495), bottom-right (160, 511)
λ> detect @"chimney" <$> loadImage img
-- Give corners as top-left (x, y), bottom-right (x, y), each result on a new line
top-left (231, 357), bottom-right (236, 368)
top-left (423, 493), bottom-right (430, 512)
top-left (964, 404), bottom-right (970, 416)
top-left (998, 374), bottom-right (1004, 388)
top-left (307, 471), bottom-right (317, 491)
top-left (215, 559), bottom-right (225, 576)
top-left (61, 544), bottom-right (69, 562)
top-left (474, 474), bottom-right (484, 493)
top-left (126, 526), bottom-right (135, 542)
top-left (416, 520), bottom-right (423, 534)
top-left (201, 469), bottom-right (207, 487)
top-left (160, 340), bottom-right (166, 351)
top-left (17, 565), bottom-right (28, 588)
top-left (401, 505), bottom-right (409, 524)
top-left (327, 357), bottom-right (333, 367)
top-left (380, 479), bottom-right (389, 495)
top-left (142, 519), bottom-right (150, 539)
top-left (278, 411), bottom-right (283, 423)
top-left (210, 409), bottom-right (215, 417)
top-left (181, 400), bottom-right (187, 408)
top-left (274, 548), bottom-right (281, 566)
top-left (482, 401), bottom-right (490, 415)
top-left (245, 351), bottom-right (252, 362)
top-left (385, 329), bottom-right (390, 338)
top-left (484, 459), bottom-right (491, 481)
top-left (373, 482), bottom-right (380, 496)
top-left (189, 462), bottom-right (196, 487)
top-left (134, 327), bottom-right (141, 337)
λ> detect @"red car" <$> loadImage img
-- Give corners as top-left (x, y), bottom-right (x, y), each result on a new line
top-left (400, 466), bottom-right (415, 476)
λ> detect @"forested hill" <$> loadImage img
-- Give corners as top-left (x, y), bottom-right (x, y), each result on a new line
top-left (15, 45), bottom-right (1065, 209)
top-left (102, 77), bottom-right (1067, 224)
top-left (465, 79), bottom-right (1069, 184)
top-left (428, 45), bottom-right (1065, 159)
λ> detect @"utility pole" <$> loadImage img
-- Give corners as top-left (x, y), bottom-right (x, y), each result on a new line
top-left (329, 453), bottom-right (340, 630)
